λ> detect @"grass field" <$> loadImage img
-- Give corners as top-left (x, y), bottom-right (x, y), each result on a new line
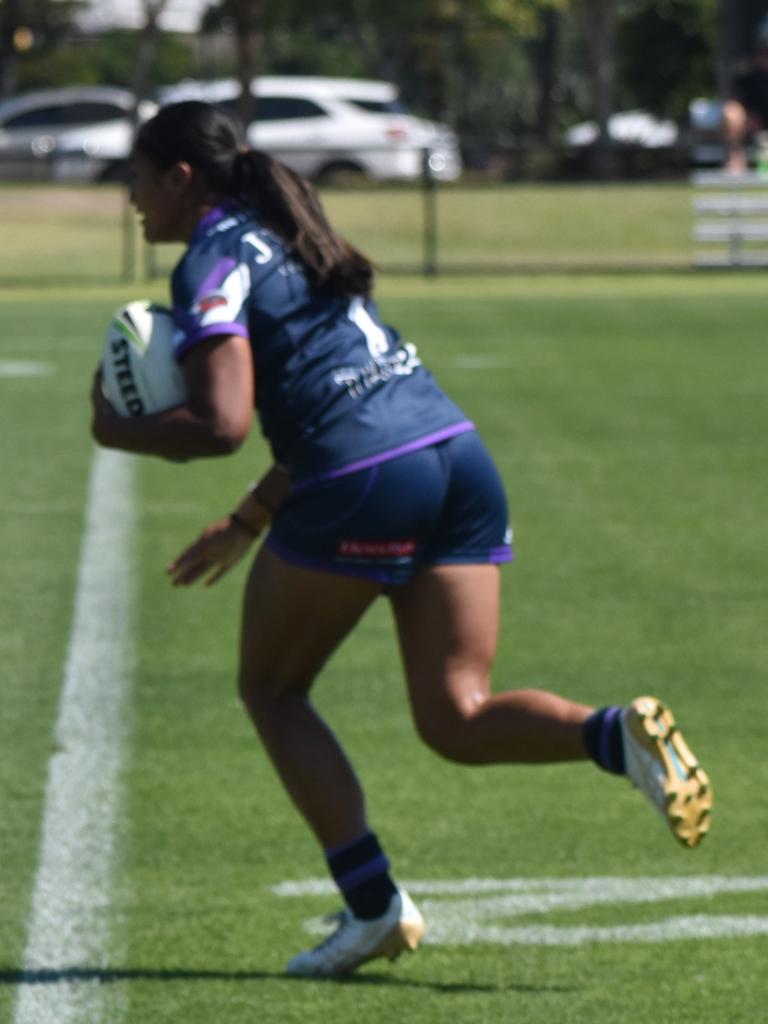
top-left (2, 272), bottom-right (768, 1023)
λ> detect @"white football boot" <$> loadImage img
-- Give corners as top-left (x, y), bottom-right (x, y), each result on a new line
top-left (621, 695), bottom-right (713, 848)
top-left (287, 887), bottom-right (425, 978)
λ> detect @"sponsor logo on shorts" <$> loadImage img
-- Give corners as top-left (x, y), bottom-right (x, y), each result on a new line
top-left (338, 538), bottom-right (417, 561)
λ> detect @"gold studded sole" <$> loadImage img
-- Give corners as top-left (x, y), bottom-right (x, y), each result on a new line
top-left (626, 696), bottom-right (713, 849)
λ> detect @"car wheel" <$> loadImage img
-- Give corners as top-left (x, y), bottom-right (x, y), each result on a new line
top-left (314, 160), bottom-right (369, 186)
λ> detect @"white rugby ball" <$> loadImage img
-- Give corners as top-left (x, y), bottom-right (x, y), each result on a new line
top-left (101, 300), bottom-right (187, 416)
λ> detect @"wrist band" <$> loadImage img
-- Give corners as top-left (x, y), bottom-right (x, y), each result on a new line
top-left (250, 486), bottom-right (278, 515)
top-left (230, 512), bottom-right (261, 537)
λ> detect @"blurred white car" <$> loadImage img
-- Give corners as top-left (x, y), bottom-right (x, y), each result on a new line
top-left (564, 110), bottom-right (679, 148)
top-left (688, 97), bottom-right (726, 166)
top-left (0, 85), bottom-right (156, 181)
top-left (158, 76), bottom-right (462, 182)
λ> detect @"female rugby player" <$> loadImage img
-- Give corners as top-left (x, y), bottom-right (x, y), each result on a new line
top-left (90, 101), bottom-right (712, 978)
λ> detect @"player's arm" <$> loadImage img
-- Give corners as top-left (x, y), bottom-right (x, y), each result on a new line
top-left (166, 464), bottom-right (291, 587)
top-left (91, 333), bottom-right (253, 461)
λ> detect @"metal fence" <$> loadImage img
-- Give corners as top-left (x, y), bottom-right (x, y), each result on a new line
top-left (0, 173), bottom-right (699, 287)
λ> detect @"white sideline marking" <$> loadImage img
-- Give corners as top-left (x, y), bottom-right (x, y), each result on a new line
top-left (0, 360), bottom-right (54, 377)
top-left (273, 875), bottom-right (768, 947)
top-left (13, 448), bottom-right (136, 1024)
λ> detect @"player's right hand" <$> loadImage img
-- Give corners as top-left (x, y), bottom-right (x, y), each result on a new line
top-left (166, 515), bottom-right (257, 587)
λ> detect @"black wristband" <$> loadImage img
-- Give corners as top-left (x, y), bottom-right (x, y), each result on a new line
top-left (250, 487), bottom-right (278, 515)
top-left (230, 511), bottom-right (261, 537)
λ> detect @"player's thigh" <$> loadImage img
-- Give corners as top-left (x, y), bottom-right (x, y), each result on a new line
top-left (389, 562), bottom-right (501, 724)
top-left (239, 543), bottom-right (381, 699)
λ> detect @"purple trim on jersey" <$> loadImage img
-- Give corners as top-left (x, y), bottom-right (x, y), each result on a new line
top-left (175, 321), bottom-right (250, 357)
top-left (266, 535), bottom-right (395, 584)
top-left (293, 420), bottom-right (475, 491)
top-left (197, 256), bottom-right (238, 298)
top-left (174, 253), bottom-right (245, 356)
top-left (192, 203), bottom-right (239, 240)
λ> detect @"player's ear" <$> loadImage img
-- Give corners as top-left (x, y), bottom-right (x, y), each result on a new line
top-left (166, 160), bottom-right (194, 195)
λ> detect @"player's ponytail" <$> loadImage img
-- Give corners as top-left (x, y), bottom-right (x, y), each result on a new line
top-left (135, 101), bottom-right (374, 297)
top-left (231, 148), bottom-right (373, 297)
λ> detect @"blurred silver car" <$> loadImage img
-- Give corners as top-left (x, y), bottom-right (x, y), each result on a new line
top-left (158, 76), bottom-right (462, 183)
top-left (0, 85), bottom-right (156, 181)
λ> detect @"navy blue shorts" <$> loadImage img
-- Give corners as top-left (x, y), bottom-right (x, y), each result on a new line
top-left (266, 430), bottom-right (514, 586)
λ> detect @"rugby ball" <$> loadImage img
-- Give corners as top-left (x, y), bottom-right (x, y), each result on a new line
top-left (101, 300), bottom-right (187, 416)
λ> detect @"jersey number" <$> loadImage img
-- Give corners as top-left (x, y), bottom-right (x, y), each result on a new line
top-left (347, 297), bottom-right (390, 358)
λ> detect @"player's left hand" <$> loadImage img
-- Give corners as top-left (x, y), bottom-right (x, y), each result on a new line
top-left (90, 367), bottom-right (120, 443)
top-left (167, 516), bottom-right (257, 587)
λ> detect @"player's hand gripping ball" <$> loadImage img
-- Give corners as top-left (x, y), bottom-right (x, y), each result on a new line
top-left (101, 300), bottom-right (187, 416)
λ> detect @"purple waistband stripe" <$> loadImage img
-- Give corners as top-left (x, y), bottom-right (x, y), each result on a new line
top-left (293, 420), bottom-right (475, 491)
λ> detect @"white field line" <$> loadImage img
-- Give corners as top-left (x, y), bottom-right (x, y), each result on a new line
top-left (274, 875), bottom-right (768, 947)
top-left (0, 360), bottom-right (54, 378)
top-left (13, 447), bottom-right (136, 1024)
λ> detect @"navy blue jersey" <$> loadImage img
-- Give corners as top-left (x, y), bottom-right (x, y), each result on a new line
top-left (171, 204), bottom-right (472, 482)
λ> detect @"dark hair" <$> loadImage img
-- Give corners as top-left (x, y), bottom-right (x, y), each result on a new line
top-left (135, 101), bottom-right (374, 297)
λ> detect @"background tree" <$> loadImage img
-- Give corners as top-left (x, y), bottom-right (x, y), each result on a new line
top-left (0, 0), bottom-right (83, 98)
top-left (571, 0), bottom-right (619, 177)
top-left (132, 0), bottom-right (170, 116)
top-left (202, 0), bottom-right (266, 123)
top-left (618, 0), bottom-right (716, 122)
top-left (0, 0), bottom-right (738, 181)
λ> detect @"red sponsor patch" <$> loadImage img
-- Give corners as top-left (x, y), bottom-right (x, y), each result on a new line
top-left (338, 538), bottom-right (417, 559)
top-left (195, 294), bottom-right (228, 315)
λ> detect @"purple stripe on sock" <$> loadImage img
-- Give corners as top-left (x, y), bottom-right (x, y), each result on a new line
top-left (293, 421), bottom-right (475, 491)
top-left (334, 854), bottom-right (391, 894)
top-left (600, 706), bottom-right (622, 773)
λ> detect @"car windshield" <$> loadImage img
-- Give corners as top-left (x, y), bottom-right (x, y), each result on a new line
top-left (3, 101), bottom-right (126, 130)
top-left (348, 99), bottom-right (409, 115)
top-left (219, 96), bottom-right (327, 121)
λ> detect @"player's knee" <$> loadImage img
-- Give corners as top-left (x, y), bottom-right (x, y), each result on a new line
top-left (238, 670), bottom-right (279, 722)
top-left (413, 704), bottom-right (484, 764)
top-left (238, 670), bottom-right (311, 727)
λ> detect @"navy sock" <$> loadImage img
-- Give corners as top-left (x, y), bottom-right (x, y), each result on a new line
top-left (582, 705), bottom-right (626, 775)
top-left (326, 831), bottom-right (398, 920)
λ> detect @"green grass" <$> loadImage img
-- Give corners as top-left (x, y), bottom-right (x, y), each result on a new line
top-left (326, 182), bottom-right (695, 269)
top-left (2, 273), bottom-right (768, 1022)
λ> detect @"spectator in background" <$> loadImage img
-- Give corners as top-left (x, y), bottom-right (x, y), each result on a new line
top-left (724, 21), bottom-right (768, 173)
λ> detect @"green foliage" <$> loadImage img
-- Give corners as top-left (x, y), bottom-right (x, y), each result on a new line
top-left (15, 30), bottom-right (196, 91)
top-left (617, 0), bottom-right (718, 121)
top-left (0, 0), bottom-right (84, 45)
top-left (0, 0), bottom-right (722, 152)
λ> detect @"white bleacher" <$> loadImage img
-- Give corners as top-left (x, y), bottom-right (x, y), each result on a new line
top-left (692, 170), bottom-right (768, 268)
